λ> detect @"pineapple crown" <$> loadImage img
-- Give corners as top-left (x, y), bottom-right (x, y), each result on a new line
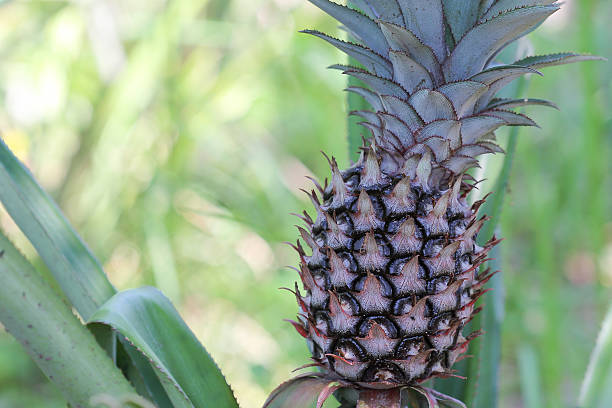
top-left (304, 0), bottom-right (600, 187)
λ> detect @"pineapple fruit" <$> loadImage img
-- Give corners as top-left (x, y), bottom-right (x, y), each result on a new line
top-left (278, 0), bottom-right (599, 404)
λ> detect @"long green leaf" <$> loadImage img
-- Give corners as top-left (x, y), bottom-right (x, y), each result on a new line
top-left (465, 244), bottom-right (504, 407)
top-left (578, 302), bottom-right (612, 408)
top-left (443, 6), bottom-right (559, 81)
top-left (306, 0), bottom-right (388, 56)
top-left (88, 287), bottom-right (239, 408)
top-left (0, 231), bottom-right (135, 407)
top-left (0, 137), bottom-right (116, 320)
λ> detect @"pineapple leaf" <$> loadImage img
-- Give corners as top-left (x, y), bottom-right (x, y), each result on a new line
top-left (88, 287), bottom-right (239, 408)
top-left (437, 81), bottom-right (489, 117)
top-left (0, 137), bottom-right (116, 321)
top-left (379, 112), bottom-right (415, 145)
top-left (380, 95), bottom-right (424, 131)
top-left (443, 5), bottom-right (559, 81)
top-left (513, 52), bottom-right (606, 69)
top-left (350, 0), bottom-right (405, 27)
top-left (416, 120), bottom-right (461, 148)
top-left (479, 0), bottom-right (557, 23)
top-left (483, 109), bottom-right (539, 127)
top-left (0, 231), bottom-right (135, 406)
top-left (471, 65), bottom-right (541, 85)
top-left (397, 0), bottom-right (446, 61)
top-left (379, 21), bottom-right (444, 85)
top-left (301, 30), bottom-right (393, 79)
top-left (486, 97), bottom-right (558, 110)
top-left (343, 68), bottom-right (409, 99)
top-left (345, 86), bottom-right (383, 111)
top-left (442, 0), bottom-right (481, 43)
top-left (389, 50), bottom-right (434, 93)
top-left (306, 0), bottom-right (388, 56)
top-left (441, 155), bottom-right (479, 173)
top-left (350, 109), bottom-right (380, 126)
top-left (460, 116), bottom-right (506, 144)
top-left (263, 375), bottom-right (340, 408)
top-left (409, 89), bottom-right (456, 122)
top-left (471, 65), bottom-right (541, 112)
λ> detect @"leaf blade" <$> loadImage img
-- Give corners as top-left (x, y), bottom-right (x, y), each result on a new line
top-left (0, 231), bottom-right (135, 406)
top-left (88, 287), bottom-right (239, 408)
top-left (0, 137), bottom-right (116, 320)
top-left (444, 6), bottom-right (559, 81)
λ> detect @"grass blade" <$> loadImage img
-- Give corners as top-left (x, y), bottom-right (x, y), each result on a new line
top-left (0, 137), bottom-right (116, 320)
top-left (518, 345), bottom-right (543, 408)
top-left (0, 231), bottom-right (135, 406)
top-left (466, 244), bottom-right (504, 407)
top-left (88, 287), bottom-right (239, 408)
top-left (579, 302), bottom-right (612, 408)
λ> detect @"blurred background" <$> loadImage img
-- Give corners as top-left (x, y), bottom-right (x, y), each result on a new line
top-left (0, 0), bottom-right (610, 407)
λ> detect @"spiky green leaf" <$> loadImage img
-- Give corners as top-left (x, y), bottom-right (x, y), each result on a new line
top-left (344, 68), bottom-right (409, 99)
top-left (444, 5), bottom-right (559, 81)
top-left (409, 89), bottom-right (455, 122)
top-left (306, 0), bottom-right (388, 56)
top-left (484, 109), bottom-right (538, 127)
top-left (471, 65), bottom-right (541, 85)
top-left (513, 52), bottom-right (606, 69)
top-left (487, 98), bottom-right (558, 110)
top-left (346, 86), bottom-right (383, 111)
top-left (443, 0), bottom-right (481, 43)
top-left (480, 0), bottom-right (557, 23)
top-left (379, 112), bottom-right (415, 145)
top-left (380, 95), bottom-right (424, 130)
top-left (379, 21), bottom-right (444, 84)
top-left (416, 119), bottom-right (461, 148)
top-left (472, 65), bottom-right (541, 111)
top-left (350, 0), bottom-right (404, 26)
top-left (438, 81), bottom-right (488, 117)
top-left (302, 30), bottom-right (393, 78)
top-left (398, 0), bottom-right (446, 61)
top-left (460, 116), bottom-right (506, 144)
top-left (389, 50), bottom-right (433, 93)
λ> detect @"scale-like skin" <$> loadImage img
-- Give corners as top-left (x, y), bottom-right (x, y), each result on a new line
top-left (290, 150), bottom-right (496, 386)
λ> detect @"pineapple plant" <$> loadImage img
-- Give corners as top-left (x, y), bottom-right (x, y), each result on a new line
top-left (266, 0), bottom-right (602, 406)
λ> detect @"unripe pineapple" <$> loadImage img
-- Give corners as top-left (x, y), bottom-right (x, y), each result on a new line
top-left (275, 0), bottom-right (599, 404)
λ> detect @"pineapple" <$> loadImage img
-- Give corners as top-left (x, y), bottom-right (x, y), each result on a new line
top-left (277, 0), bottom-right (599, 404)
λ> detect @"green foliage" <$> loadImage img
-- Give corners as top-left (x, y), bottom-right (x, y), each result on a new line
top-left (0, 138), bottom-right (115, 320)
top-left (0, 231), bottom-right (134, 406)
top-left (89, 287), bottom-right (239, 408)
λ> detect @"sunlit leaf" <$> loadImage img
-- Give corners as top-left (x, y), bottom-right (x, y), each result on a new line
top-left (0, 138), bottom-right (116, 320)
